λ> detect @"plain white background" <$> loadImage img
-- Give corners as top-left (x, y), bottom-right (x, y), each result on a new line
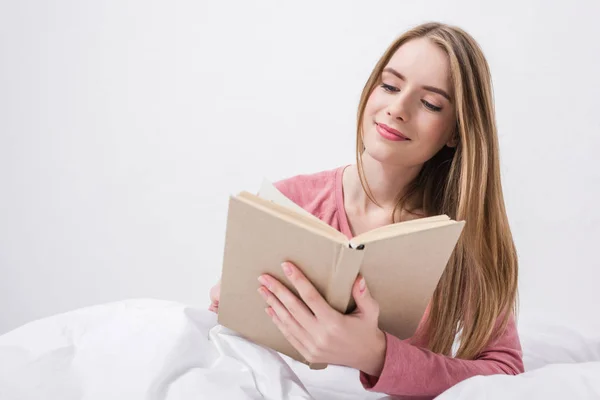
top-left (1, 0), bottom-right (599, 337)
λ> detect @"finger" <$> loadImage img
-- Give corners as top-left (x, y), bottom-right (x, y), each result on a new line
top-left (266, 306), bottom-right (313, 362)
top-left (258, 274), bottom-right (318, 331)
top-left (258, 285), bottom-right (314, 344)
top-left (280, 262), bottom-right (336, 320)
top-left (351, 275), bottom-right (379, 320)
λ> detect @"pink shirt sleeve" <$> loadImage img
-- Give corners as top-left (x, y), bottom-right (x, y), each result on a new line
top-left (360, 313), bottom-right (524, 399)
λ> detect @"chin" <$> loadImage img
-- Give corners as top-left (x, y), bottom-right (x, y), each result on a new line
top-left (362, 141), bottom-right (406, 166)
top-left (362, 129), bottom-right (405, 165)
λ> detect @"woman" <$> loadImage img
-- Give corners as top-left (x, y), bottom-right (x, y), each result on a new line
top-left (209, 22), bottom-right (524, 398)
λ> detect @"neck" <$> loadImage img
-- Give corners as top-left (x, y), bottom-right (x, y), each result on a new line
top-left (346, 152), bottom-right (422, 214)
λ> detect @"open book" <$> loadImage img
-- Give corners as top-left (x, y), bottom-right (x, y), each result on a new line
top-left (217, 179), bottom-right (465, 369)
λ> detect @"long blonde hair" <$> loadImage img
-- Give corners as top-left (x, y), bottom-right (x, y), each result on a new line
top-left (356, 22), bottom-right (518, 359)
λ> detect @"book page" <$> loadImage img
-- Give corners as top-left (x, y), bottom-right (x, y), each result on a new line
top-left (258, 178), bottom-right (324, 223)
top-left (239, 191), bottom-right (346, 243)
top-left (351, 215), bottom-right (462, 245)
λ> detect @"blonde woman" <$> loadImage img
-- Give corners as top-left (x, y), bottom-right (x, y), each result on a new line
top-left (209, 22), bottom-right (524, 398)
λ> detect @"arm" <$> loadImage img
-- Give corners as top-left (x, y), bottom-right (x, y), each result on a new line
top-left (360, 313), bottom-right (524, 398)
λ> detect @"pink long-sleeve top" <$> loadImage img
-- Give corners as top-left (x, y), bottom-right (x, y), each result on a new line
top-left (273, 165), bottom-right (524, 399)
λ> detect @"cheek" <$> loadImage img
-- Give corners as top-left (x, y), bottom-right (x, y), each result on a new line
top-left (415, 113), bottom-right (453, 146)
top-left (363, 90), bottom-right (385, 118)
top-left (361, 94), bottom-right (377, 131)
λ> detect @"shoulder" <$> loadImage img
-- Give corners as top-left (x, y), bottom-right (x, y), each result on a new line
top-left (273, 166), bottom-right (342, 212)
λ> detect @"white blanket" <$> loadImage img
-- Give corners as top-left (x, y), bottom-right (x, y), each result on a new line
top-left (0, 299), bottom-right (599, 399)
top-left (437, 361), bottom-right (600, 399)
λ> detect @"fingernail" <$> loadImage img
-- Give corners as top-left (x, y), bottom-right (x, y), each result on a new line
top-left (257, 287), bottom-right (268, 299)
top-left (265, 307), bottom-right (274, 317)
top-left (359, 277), bottom-right (366, 293)
top-left (257, 275), bottom-right (269, 288)
top-left (282, 262), bottom-right (292, 276)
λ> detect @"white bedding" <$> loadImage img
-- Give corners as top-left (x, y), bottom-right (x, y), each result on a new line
top-left (0, 299), bottom-right (598, 400)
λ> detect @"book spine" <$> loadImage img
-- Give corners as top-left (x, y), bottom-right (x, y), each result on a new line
top-left (325, 244), bottom-right (365, 314)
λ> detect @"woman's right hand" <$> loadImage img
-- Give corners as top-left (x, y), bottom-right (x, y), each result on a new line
top-left (208, 280), bottom-right (221, 313)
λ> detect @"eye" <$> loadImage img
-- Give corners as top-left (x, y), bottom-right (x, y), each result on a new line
top-left (422, 100), bottom-right (442, 112)
top-left (380, 83), bottom-right (400, 93)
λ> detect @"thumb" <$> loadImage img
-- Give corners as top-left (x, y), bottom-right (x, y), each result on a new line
top-left (352, 276), bottom-right (379, 318)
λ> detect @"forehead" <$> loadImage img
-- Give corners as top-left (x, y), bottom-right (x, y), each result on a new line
top-left (384, 37), bottom-right (451, 92)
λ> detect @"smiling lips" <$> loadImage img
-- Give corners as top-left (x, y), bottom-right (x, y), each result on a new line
top-left (376, 122), bottom-right (410, 141)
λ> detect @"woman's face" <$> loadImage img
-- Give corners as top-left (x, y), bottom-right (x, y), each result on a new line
top-left (362, 37), bottom-right (457, 167)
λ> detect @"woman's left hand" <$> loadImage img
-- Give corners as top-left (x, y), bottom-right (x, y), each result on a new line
top-left (257, 261), bottom-right (387, 376)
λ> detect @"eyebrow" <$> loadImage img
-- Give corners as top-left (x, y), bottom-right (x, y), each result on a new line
top-left (382, 67), bottom-right (452, 102)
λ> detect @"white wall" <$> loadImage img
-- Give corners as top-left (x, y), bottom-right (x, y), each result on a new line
top-left (1, 0), bottom-right (599, 336)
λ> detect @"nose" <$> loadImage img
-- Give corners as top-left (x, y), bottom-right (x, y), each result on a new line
top-left (386, 93), bottom-right (410, 122)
